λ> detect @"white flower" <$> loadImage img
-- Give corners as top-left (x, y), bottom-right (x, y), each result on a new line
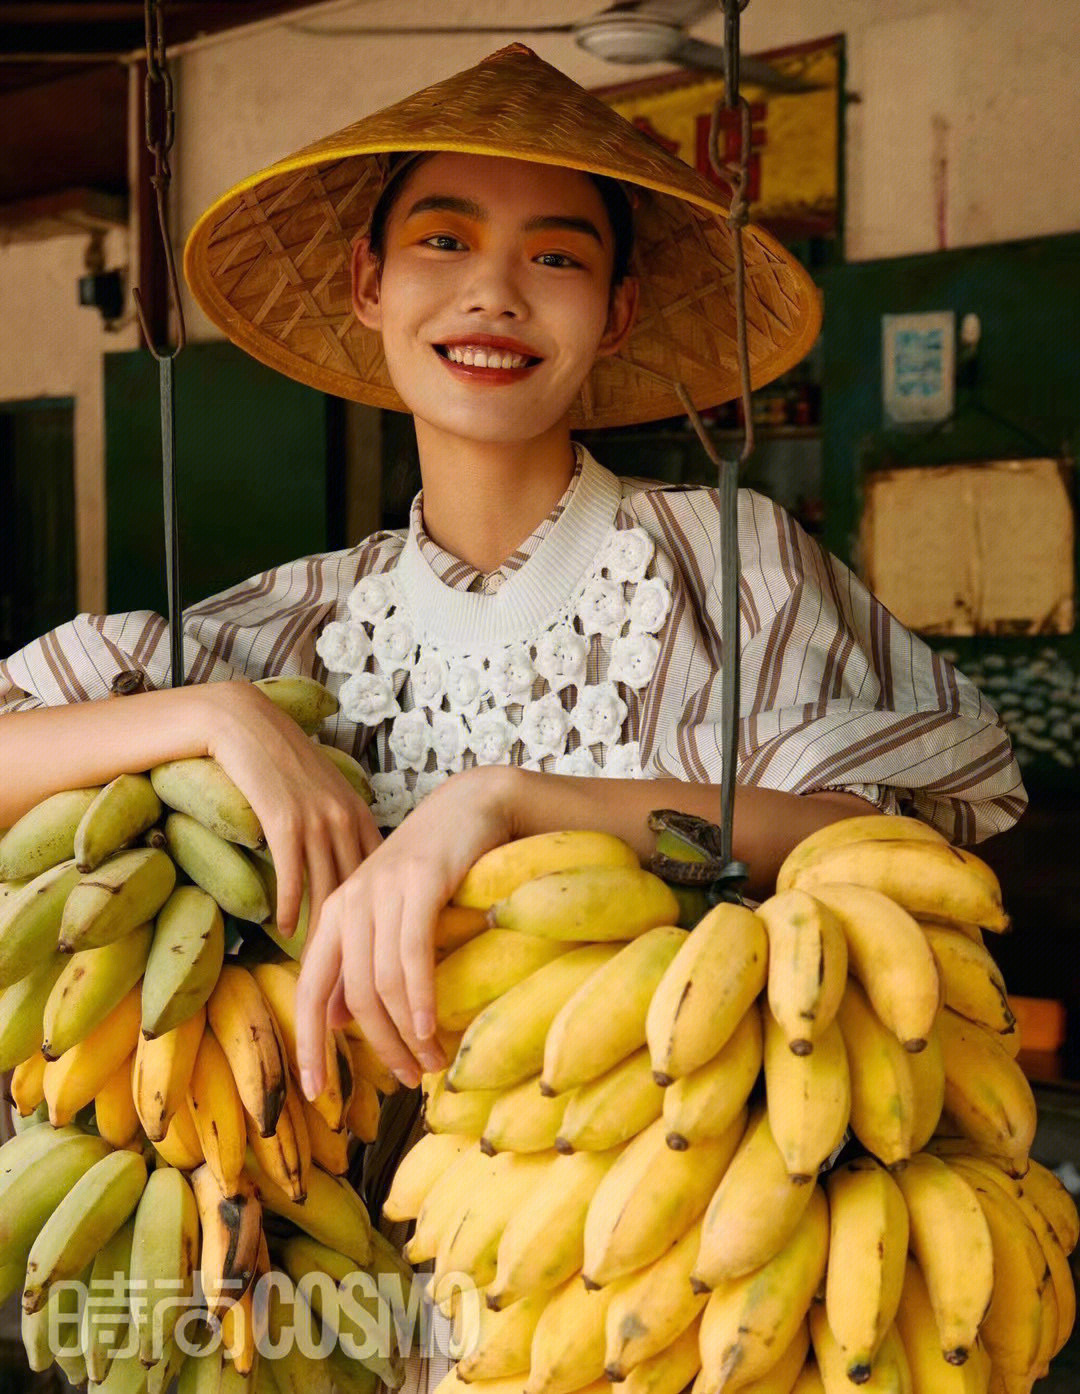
top-left (430, 710), bottom-right (468, 772)
top-left (486, 646), bottom-right (536, 707)
top-left (346, 573), bottom-right (397, 624)
top-left (534, 626), bottom-right (588, 692)
top-left (446, 661), bottom-right (485, 718)
top-left (552, 745), bottom-right (602, 777)
top-left (628, 577), bottom-right (671, 635)
top-left (572, 682), bottom-right (628, 747)
top-left (387, 709), bottom-right (431, 772)
top-left (372, 617), bottom-right (416, 674)
top-left (608, 633), bottom-right (661, 690)
top-left (577, 577), bottom-right (628, 639)
top-left (604, 742), bottom-right (643, 778)
top-left (338, 672), bottom-right (400, 725)
top-left (315, 620), bottom-right (372, 673)
top-left (519, 693), bottom-right (572, 761)
top-left (414, 770), bottom-right (449, 800)
top-left (411, 649), bottom-right (448, 708)
top-left (368, 771), bottom-right (413, 826)
top-left (600, 526), bottom-right (653, 583)
top-left (468, 710), bottom-right (517, 765)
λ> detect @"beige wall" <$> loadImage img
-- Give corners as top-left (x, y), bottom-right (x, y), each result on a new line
top-left (2, 0), bottom-right (1078, 613)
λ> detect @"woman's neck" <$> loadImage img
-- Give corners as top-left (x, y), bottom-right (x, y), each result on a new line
top-left (413, 421), bottom-right (578, 575)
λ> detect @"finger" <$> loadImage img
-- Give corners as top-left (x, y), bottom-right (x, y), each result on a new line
top-left (372, 895), bottom-right (440, 1076)
top-left (327, 977), bottom-right (351, 1032)
top-left (328, 812), bottom-right (367, 889)
top-left (269, 820), bottom-right (305, 937)
top-left (304, 835), bottom-right (341, 954)
top-left (398, 896), bottom-right (445, 1071)
top-left (342, 904), bottom-right (422, 1089)
top-left (357, 805), bottom-right (384, 859)
top-left (295, 911), bottom-right (341, 1101)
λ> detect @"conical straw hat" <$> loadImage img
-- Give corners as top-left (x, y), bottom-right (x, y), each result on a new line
top-left (183, 43), bottom-right (820, 428)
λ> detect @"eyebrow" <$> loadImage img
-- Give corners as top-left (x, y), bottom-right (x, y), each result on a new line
top-left (404, 195), bottom-right (606, 247)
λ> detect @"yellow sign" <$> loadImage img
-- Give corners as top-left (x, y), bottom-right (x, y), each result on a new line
top-left (595, 36), bottom-right (842, 239)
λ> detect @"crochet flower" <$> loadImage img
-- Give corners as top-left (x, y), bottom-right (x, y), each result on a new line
top-left (346, 573), bottom-right (397, 624)
top-left (314, 620), bottom-right (372, 673)
top-left (446, 661), bottom-right (485, 718)
top-left (600, 526), bottom-right (653, 583)
top-left (608, 633), bottom-right (661, 690)
top-left (368, 771), bottom-right (413, 826)
top-left (577, 577), bottom-right (628, 639)
top-left (486, 646), bottom-right (536, 707)
top-left (552, 745), bottom-right (602, 777)
top-left (430, 710), bottom-right (468, 772)
top-left (534, 626), bottom-right (588, 692)
top-left (628, 577), bottom-right (671, 635)
top-left (572, 682), bottom-right (628, 747)
top-left (468, 710), bottom-right (517, 765)
top-left (519, 692), bottom-right (572, 761)
top-left (411, 650), bottom-right (448, 708)
top-left (604, 741), bottom-right (643, 779)
top-left (372, 617), bottom-right (417, 674)
top-left (387, 709), bottom-right (431, 772)
top-left (414, 770), bottom-right (450, 801)
top-left (338, 671), bottom-right (400, 725)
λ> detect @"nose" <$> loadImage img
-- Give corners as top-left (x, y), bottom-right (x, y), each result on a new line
top-left (457, 247), bottom-right (529, 320)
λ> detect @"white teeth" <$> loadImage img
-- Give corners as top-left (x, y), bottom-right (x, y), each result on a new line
top-left (443, 345), bottom-right (530, 369)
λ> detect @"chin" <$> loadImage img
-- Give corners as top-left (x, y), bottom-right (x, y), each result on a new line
top-left (407, 392), bottom-right (576, 446)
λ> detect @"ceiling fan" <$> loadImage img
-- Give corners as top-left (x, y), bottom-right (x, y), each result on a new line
top-left (289, 0), bottom-right (820, 91)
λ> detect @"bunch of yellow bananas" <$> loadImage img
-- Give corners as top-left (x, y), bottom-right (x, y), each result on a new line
top-left (382, 819), bottom-right (1077, 1394)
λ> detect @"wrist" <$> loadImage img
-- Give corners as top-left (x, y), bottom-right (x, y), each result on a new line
top-left (451, 763), bottom-right (526, 843)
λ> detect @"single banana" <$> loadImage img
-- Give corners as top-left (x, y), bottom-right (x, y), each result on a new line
top-left (42, 922), bottom-right (153, 1057)
top-left (314, 739), bottom-right (374, 802)
top-left (300, 1090), bottom-right (350, 1173)
top-left (758, 889), bottom-right (848, 1054)
top-left (662, 1006), bottom-right (762, 1150)
top-left (43, 982), bottom-right (143, 1125)
top-left (492, 865), bottom-right (680, 943)
top-left (75, 774), bottom-right (163, 873)
top-left (524, 1274), bottom-right (616, 1394)
top-left (345, 1073), bottom-right (381, 1142)
top-left (247, 1075), bottom-right (311, 1198)
top-left (141, 886), bottom-right (225, 1038)
top-left (907, 1019), bottom-right (946, 1152)
top-left (1020, 1159), bottom-right (1080, 1254)
top-left (920, 921), bottom-right (1015, 1036)
top-left (698, 1318), bottom-right (805, 1394)
top-left (97, 1350), bottom-right (156, 1394)
top-left (282, 1239), bottom-right (403, 1387)
top-left (447, 943), bottom-right (622, 1092)
top-left (22, 1261), bottom-right (91, 1374)
top-left (0, 1130), bottom-right (111, 1262)
top-left (763, 1010), bottom-right (850, 1181)
top-left (646, 902), bottom-right (768, 1084)
top-left (809, 1307), bottom-right (913, 1394)
top-left (23, 1147), bottom-right (148, 1314)
top-left (481, 1074), bottom-right (568, 1154)
top-left (0, 786), bottom-right (102, 880)
top-left (382, 1131), bottom-right (473, 1222)
top-left (95, 1051), bottom-right (142, 1148)
top-left (145, 1337), bottom-right (186, 1394)
top-left (149, 757), bottom-right (265, 848)
top-left (245, 1150), bottom-right (373, 1264)
top-left (424, 1068), bottom-right (499, 1136)
top-left (59, 847), bottom-right (177, 953)
top-left (434, 903), bottom-right (489, 954)
top-left (891, 1153), bottom-right (994, 1366)
top-left (0, 1120), bottom-right (86, 1189)
top-left (603, 1216), bottom-right (707, 1378)
top-left (252, 674), bottom-right (339, 732)
top-left (207, 963), bottom-right (288, 1137)
top-left (0, 951), bottom-right (65, 1069)
top-left (129, 1165), bottom-right (200, 1363)
top-left (454, 1289), bottom-right (547, 1380)
top-left (82, 1217), bottom-right (136, 1384)
top-left (696, 1186), bottom-right (830, 1392)
top-left (405, 1142), bottom-right (490, 1264)
top-left (834, 980), bottom-right (916, 1167)
top-left (453, 829), bottom-right (639, 908)
top-left (163, 811), bottom-right (270, 922)
top-left (221, 1276), bottom-right (258, 1377)
top-left (692, 1106), bottom-right (815, 1289)
top-left (188, 1026), bottom-right (247, 1193)
top-left (790, 839), bottom-right (1008, 933)
top-left (488, 1146), bottom-right (622, 1309)
top-left (542, 926), bottom-right (687, 1094)
top-left (11, 1049), bottom-right (47, 1114)
top-left (343, 1026), bottom-right (399, 1094)
top-left (938, 1009), bottom-right (1036, 1174)
top-left (776, 814), bottom-right (947, 892)
top-left (151, 1096), bottom-right (205, 1172)
top-left (894, 1258), bottom-right (991, 1394)
top-left (558, 1046), bottom-right (664, 1153)
top-left (584, 1110), bottom-right (746, 1288)
top-left (824, 1157), bottom-right (910, 1383)
top-left (619, 1311), bottom-right (704, 1394)
top-left (435, 927), bottom-right (574, 1032)
top-left (802, 883), bottom-right (940, 1051)
top-left (190, 1164), bottom-right (262, 1318)
top-left (0, 859), bottom-right (82, 987)
top-left (250, 852), bottom-right (310, 960)
top-left (134, 1006), bottom-right (206, 1142)
top-left (249, 959), bottom-right (348, 1130)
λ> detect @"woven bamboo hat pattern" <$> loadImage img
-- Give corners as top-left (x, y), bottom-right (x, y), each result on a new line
top-left (183, 43), bottom-right (821, 428)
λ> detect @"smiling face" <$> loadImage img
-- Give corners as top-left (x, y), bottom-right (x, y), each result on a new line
top-left (351, 153), bottom-right (638, 448)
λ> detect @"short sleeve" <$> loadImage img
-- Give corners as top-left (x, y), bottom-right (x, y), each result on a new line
top-left (628, 485), bottom-right (1027, 845)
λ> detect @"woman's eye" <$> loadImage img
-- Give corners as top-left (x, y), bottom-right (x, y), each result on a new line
top-left (536, 252), bottom-right (581, 269)
top-left (424, 234), bottom-right (465, 251)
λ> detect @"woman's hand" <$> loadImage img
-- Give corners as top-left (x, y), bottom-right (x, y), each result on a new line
top-left (294, 764), bottom-right (521, 1099)
top-left (205, 681), bottom-right (383, 946)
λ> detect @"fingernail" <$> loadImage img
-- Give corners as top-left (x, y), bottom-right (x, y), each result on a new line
top-left (394, 1067), bottom-right (420, 1088)
top-left (414, 1012), bottom-right (435, 1041)
top-left (301, 1069), bottom-right (317, 1101)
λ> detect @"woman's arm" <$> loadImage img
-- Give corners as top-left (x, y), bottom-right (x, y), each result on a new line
top-left (295, 765), bottom-right (877, 1097)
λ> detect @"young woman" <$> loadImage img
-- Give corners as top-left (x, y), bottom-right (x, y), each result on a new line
top-left (0, 48), bottom-right (1024, 1115)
